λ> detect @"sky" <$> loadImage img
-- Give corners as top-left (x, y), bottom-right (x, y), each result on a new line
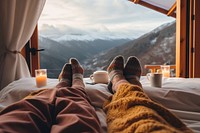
top-left (38, 0), bottom-right (175, 41)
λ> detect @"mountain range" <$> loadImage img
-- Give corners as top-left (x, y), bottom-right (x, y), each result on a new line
top-left (83, 21), bottom-right (176, 76)
top-left (39, 21), bottom-right (176, 78)
top-left (39, 38), bottom-right (130, 78)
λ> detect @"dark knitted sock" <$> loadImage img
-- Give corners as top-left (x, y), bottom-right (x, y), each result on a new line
top-left (70, 58), bottom-right (85, 87)
top-left (107, 55), bottom-right (125, 93)
top-left (57, 63), bottom-right (72, 87)
top-left (124, 56), bottom-right (142, 87)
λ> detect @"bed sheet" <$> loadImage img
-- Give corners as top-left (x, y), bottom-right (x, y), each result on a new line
top-left (0, 77), bottom-right (200, 133)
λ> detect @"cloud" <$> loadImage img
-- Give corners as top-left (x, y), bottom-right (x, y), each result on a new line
top-left (38, 0), bottom-right (175, 40)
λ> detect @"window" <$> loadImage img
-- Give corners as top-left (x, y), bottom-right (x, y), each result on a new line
top-left (37, 0), bottom-right (175, 78)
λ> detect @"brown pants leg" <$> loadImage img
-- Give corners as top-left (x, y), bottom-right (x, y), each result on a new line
top-left (103, 83), bottom-right (193, 133)
top-left (0, 89), bottom-right (54, 133)
top-left (51, 84), bottom-right (102, 133)
top-left (0, 84), bottom-right (102, 133)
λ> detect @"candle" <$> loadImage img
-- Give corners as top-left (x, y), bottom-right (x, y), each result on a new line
top-left (35, 69), bottom-right (47, 87)
top-left (160, 65), bottom-right (170, 77)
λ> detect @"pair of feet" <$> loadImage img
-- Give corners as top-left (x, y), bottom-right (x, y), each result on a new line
top-left (58, 56), bottom-right (142, 93)
top-left (57, 58), bottom-right (84, 88)
top-left (107, 55), bottom-right (142, 93)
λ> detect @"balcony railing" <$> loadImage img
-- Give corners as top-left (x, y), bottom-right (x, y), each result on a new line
top-left (144, 65), bottom-right (176, 77)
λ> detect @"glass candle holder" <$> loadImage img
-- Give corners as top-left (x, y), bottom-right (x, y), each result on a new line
top-left (160, 65), bottom-right (170, 77)
top-left (35, 69), bottom-right (47, 88)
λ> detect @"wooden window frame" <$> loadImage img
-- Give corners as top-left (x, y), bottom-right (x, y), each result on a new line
top-left (21, 25), bottom-right (40, 77)
top-left (193, 0), bottom-right (200, 77)
top-left (176, 0), bottom-right (200, 77)
top-left (23, 1), bottom-right (200, 77)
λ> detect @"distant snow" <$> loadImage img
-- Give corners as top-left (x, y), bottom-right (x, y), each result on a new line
top-left (152, 21), bottom-right (174, 33)
top-left (39, 21), bottom-right (175, 42)
top-left (160, 36), bottom-right (175, 53)
top-left (40, 32), bottom-right (136, 41)
top-left (150, 37), bottom-right (157, 45)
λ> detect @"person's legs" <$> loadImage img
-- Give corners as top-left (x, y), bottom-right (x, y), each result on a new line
top-left (0, 64), bottom-right (75, 133)
top-left (107, 55), bottom-right (129, 93)
top-left (124, 56), bottom-right (142, 87)
top-left (0, 88), bottom-right (56, 133)
top-left (104, 56), bottom-right (193, 133)
top-left (0, 59), bottom-right (102, 133)
top-left (51, 58), bottom-right (102, 133)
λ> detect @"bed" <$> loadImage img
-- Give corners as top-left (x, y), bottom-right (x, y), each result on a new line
top-left (0, 77), bottom-right (200, 133)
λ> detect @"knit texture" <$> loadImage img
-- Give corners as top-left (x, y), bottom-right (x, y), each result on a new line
top-left (103, 83), bottom-right (193, 133)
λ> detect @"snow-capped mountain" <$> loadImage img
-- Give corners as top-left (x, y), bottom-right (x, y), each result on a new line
top-left (83, 21), bottom-right (176, 76)
top-left (39, 24), bottom-right (137, 42)
top-left (39, 21), bottom-right (176, 77)
top-left (39, 37), bottom-right (130, 78)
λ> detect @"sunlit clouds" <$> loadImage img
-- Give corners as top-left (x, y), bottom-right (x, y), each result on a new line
top-left (38, 0), bottom-right (175, 40)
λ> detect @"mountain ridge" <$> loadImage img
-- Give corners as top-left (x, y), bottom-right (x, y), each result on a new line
top-left (39, 37), bottom-right (130, 78)
top-left (83, 21), bottom-right (176, 76)
top-left (39, 21), bottom-right (176, 77)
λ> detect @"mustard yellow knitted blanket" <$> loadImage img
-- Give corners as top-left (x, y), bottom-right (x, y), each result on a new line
top-left (103, 83), bottom-right (193, 133)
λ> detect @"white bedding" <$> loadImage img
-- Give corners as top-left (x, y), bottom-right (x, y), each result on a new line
top-left (0, 77), bottom-right (200, 133)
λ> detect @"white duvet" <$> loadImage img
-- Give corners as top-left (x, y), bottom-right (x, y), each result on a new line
top-left (0, 77), bottom-right (200, 133)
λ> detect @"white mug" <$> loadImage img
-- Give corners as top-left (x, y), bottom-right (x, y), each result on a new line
top-left (90, 70), bottom-right (109, 84)
top-left (147, 73), bottom-right (162, 88)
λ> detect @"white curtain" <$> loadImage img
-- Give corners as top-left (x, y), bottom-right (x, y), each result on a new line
top-left (0, 0), bottom-right (46, 90)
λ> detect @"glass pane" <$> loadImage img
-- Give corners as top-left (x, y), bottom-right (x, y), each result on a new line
top-left (142, 0), bottom-right (175, 10)
top-left (38, 0), bottom-right (175, 78)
